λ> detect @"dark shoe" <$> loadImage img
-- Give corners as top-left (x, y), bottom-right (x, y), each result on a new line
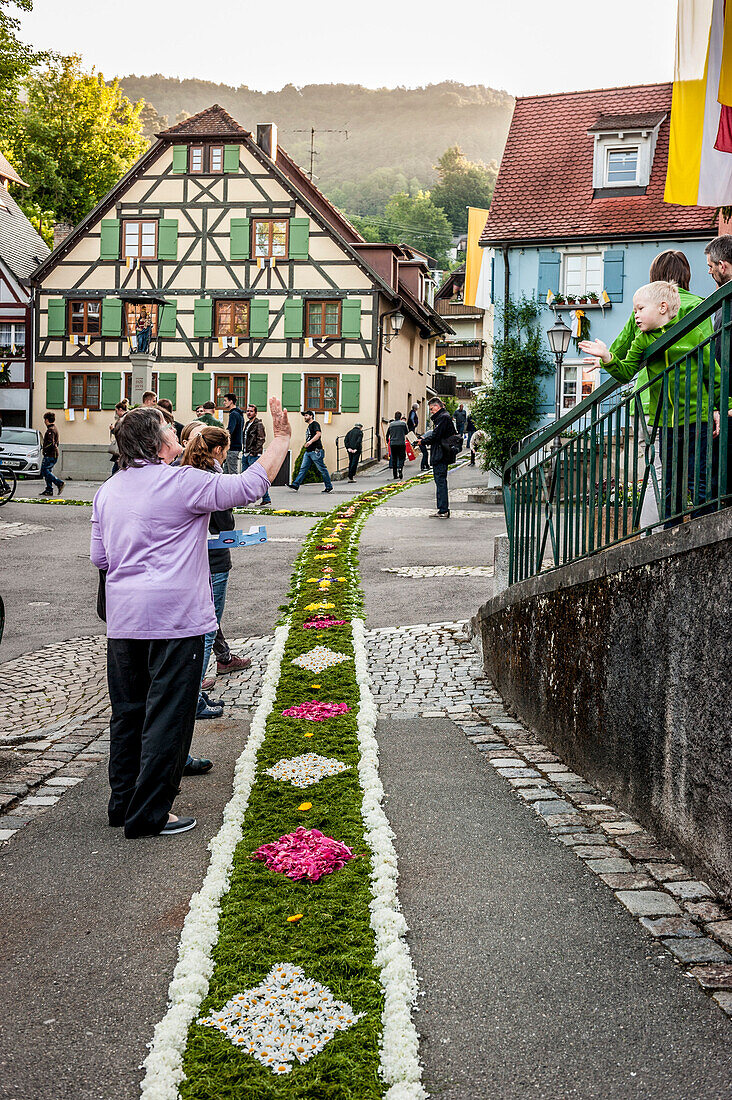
top-left (288, 483), bottom-right (299, 491)
top-left (260, 501), bottom-right (271, 507)
top-left (57, 481), bottom-right (65, 495)
top-left (430, 511), bottom-right (450, 519)
top-left (201, 676), bottom-right (216, 691)
top-left (322, 487), bottom-right (333, 493)
top-left (348, 478), bottom-right (355, 483)
top-left (39, 488), bottom-right (53, 496)
top-left (158, 815), bottom-right (197, 835)
top-left (196, 703), bottom-right (224, 720)
top-left (217, 654), bottom-right (251, 674)
top-left (183, 757), bottom-right (213, 776)
top-left (201, 691), bottom-right (224, 708)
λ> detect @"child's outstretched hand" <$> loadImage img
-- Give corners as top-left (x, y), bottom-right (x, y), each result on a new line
top-left (578, 338), bottom-right (611, 366)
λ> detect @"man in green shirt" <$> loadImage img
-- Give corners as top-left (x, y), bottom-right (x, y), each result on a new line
top-left (197, 401), bottom-right (221, 427)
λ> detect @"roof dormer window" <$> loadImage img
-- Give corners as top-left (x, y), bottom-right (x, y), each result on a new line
top-left (588, 110), bottom-right (666, 197)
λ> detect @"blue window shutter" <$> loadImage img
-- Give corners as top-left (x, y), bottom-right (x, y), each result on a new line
top-left (537, 250), bottom-right (561, 299)
top-left (490, 257), bottom-right (495, 305)
top-left (603, 250), bottom-right (625, 303)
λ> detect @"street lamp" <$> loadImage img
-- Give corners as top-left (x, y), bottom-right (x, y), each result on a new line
top-left (546, 314), bottom-right (572, 426)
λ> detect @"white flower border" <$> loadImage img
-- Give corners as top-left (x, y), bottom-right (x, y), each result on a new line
top-left (139, 620), bottom-right (291, 1100)
top-left (352, 616), bottom-right (427, 1100)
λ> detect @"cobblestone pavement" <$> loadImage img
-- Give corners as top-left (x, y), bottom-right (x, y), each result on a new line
top-left (0, 521), bottom-right (51, 539)
top-left (381, 565), bottom-right (494, 578)
top-left (376, 506), bottom-right (503, 519)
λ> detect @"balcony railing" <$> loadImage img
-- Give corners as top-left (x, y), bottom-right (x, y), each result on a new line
top-left (335, 427), bottom-right (375, 472)
top-left (435, 340), bottom-right (484, 360)
top-left (435, 300), bottom-right (485, 317)
top-left (503, 281), bottom-right (732, 586)
top-left (431, 373), bottom-right (457, 396)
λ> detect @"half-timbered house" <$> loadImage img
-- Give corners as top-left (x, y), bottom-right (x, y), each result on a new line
top-left (0, 153), bottom-right (50, 427)
top-left (31, 105), bottom-right (449, 478)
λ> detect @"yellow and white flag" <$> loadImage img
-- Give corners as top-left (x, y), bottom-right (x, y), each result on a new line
top-left (464, 207), bottom-right (489, 307)
top-left (665, 0), bottom-right (732, 205)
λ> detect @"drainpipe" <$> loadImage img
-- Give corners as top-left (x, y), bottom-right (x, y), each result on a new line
top-left (28, 282), bottom-right (37, 428)
top-left (502, 247), bottom-right (510, 341)
top-left (376, 299), bottom-right (402, 460)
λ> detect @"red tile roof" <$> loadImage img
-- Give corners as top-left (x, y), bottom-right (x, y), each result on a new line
top-left (480, 83), bottom-right (718, 247)
top-left (158, 104), bottom-right (250, 138)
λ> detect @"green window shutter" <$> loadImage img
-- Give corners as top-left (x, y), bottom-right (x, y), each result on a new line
top-left (100, 219), bottom-right (120, 260)
top-left (193, 298), bottom-right (213, 337)
top-left (158, 218), bottom-right (178, 261)
top-left (101, 297), bottom-right (123, 337)
top-left (284, 297), bottom-right (304, 338)
top-left (158, 299), bottom-right (177, 338)
top-left (281, 373), bottom-right (302, 412)
top-left (289, 218), bottom-right (310, 260)
top-left (101, 372), bottom-right (122, 410)
top-left (230, 217), bottom-right (250, 260)
top-left (158, 372), bottom-right (177, 406)
top-left (340, 374), bottom-right (360, 412)
top-left (341, 298), bottom-right (362, 339)
top-left (46, 371), bottom-right (65, 409)
top-left (248, 373), bottom-right (268, 408)
top-left (192, 373), bottom-right (211, 409)
top-left (223, 144), bottom-right (240, 172)
top-left (171, 145), bottom-right (188, 173)
top-left (47, 299), bottom-right (66, 337)
top-left (249, 298), bottom-right (270, 338)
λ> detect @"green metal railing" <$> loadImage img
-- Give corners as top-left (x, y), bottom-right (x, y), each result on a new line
top-left (503, 281), bottom-right (732, 585)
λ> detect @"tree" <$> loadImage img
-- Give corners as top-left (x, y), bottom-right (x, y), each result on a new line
top-left (352, 191), bottom-right (453, 268)
top-left (0, 0), bottom-right (44, 140)
top-left (430, 145), bottom-right (497, 235)
top-left (10, 55), bottom-right (148, 225)
top-left (139, 102), bottom-right (169, 143)
top-left (471, 295), bottom-right (554, 472)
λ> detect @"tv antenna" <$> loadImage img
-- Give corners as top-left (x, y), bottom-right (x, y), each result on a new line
top-left (291, 127), bottom-right (348, 180)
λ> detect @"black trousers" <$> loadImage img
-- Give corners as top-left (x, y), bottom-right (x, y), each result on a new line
top-left (107, 635), bottom-right (204, 838)
top-left (390, 444), bottom-right (406, 477)
top-left (347, 449), bottom-right (361, 479)
top-left (660, 423), bottom-right (714, 526)
top-left (433, 462), bottom-right (449, 514)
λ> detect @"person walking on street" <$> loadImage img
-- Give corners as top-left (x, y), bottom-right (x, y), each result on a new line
top-left (466, 413), bottom-right (476, 449)
top-left (197, 401), bottom-right (220, 426)
top-left (455, 403), bottom-right (467, 441)
top-left (420, 397), bottom-right (458, 518)
top-left (40, 412), bottom-right (65, 497)
top-left (222, 394), bottom-right (244, 474)
top-left (91, 400), bottom-right (291, 838)
top-left (242, 403), bottom-right (271, 504)
top-left (289, 411), bottom-right (333, 493)
top-left (386, 412), bottom-right (408, 479)
top-left (344, 422), bottom-right (363, 481)
top-left (407, 403), bottom-right (419, 434)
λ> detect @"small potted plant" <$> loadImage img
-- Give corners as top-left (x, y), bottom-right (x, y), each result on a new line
top-left (566, 294), bottom-right (576, 305)
top-left (577, 293), bottom-right (588, 304)
top-left (554, 293), bottom-right (565, 306)
top-left (588, 291), bottom-right (599, 304)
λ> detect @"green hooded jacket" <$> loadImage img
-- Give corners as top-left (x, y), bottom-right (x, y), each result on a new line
top-left (606, 288), bottom-right (716, 424)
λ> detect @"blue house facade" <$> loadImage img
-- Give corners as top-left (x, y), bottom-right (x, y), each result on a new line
top-left (479, 83), bottom-right (719, 427)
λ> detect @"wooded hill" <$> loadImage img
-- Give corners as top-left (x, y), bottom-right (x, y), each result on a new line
top-left (119, 77), bottom-right (514, 200)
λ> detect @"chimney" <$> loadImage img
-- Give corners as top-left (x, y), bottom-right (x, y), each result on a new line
top-left (256, 123), bottom-right (278, 161)
top-left (53, 221), bottom-right (74, 249)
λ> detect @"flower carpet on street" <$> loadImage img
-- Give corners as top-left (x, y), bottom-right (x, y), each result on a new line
top-left (291, 646), bottom-right (352, 674)
top-left (197, 964), bottom-right (363, 1075)
top-left (280, 701), bottom-right (351, 721)
top-left (265, 753), bottom-right (351, 788)
top-left (140, 472), bottom-right (435, 1100)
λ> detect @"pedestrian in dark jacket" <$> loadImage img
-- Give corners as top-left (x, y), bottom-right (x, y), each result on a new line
top-left (344, 423), bottom-right (363, 481)
top-left (386, 412), bottom-right (409, 479)
top-left (407, 403), bottom-right (419, 433)
top-left (40, 412), bottom-right (64, 496)
top-left (420, 398), bottom-right (457, 517)
top-left (455, 403), bottom-right (467, 435)
top-left (242, 403), bottom-right (271, 504)
top-left (222, 394), bottom-right (244, 474)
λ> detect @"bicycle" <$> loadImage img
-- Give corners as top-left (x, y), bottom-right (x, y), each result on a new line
top-left (0, 463), bottom-right (17, 506)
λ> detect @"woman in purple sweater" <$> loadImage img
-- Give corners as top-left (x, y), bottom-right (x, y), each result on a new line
top-left (91, 399), bottom-right (290, 838)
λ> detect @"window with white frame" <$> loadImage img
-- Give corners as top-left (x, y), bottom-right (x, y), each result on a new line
top-left (0, 321), bottom-right (25, 358)
top-left (562, 253), bottom-right (603, 298)
top-left (561, 361), bottom-right (598, 412)
top-left (605, 147), bottom-right (639, 185)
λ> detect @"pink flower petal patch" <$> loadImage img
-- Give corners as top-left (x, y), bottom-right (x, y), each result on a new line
top-left (281, 701), bottom-right (351, 722)
top-left (252, 827), bottom-right (355, 882)
top-left (303, 617), bottom-right (347, 629)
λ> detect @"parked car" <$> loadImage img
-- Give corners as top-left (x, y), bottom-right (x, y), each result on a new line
top-left (0, 426), bottom-right (43, 478)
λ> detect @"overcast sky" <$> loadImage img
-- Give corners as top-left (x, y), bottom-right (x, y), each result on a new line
top-left (18, 0), bottom-right (676, 95)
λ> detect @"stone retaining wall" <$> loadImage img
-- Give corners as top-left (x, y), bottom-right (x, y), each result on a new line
top-left (470, 510), bottom-right (732, 902)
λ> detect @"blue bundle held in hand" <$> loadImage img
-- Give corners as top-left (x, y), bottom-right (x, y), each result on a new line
top-left (207, 524), bottom-right (267, 550)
